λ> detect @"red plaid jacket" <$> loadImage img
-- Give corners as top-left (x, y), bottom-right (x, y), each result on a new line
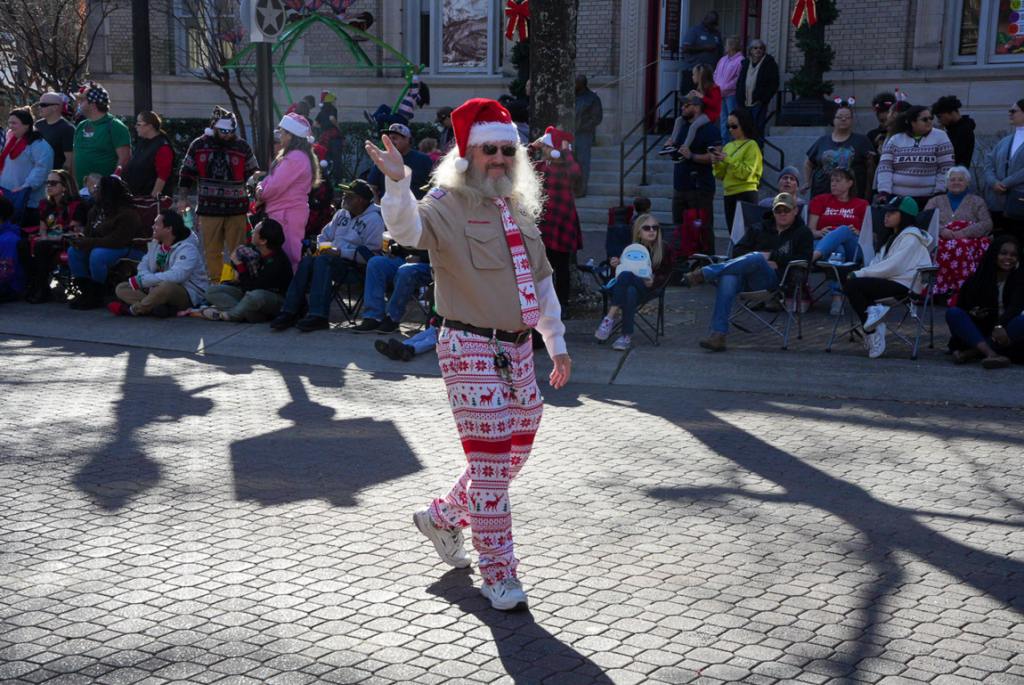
top-left (535, 153), bottom-right (583, 253)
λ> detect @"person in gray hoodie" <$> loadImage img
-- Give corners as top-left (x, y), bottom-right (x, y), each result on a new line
top-left (109, 209), bottom-right (209, 316)
top-left (270, 178), bottom-right (385, 332)
top-left (843, 196), bottom-right (934, 359)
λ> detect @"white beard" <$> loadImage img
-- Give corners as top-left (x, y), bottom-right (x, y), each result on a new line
top-left (430, 145), bottom-right (544, 222)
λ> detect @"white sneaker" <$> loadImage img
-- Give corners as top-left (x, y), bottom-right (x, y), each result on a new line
top-left (594, 315), bottom-right (617, 341)
top-left (480, 577), bottom-right (528, 611)
top-left (867, 323), bottom-right (887, 359)
top-left (829, 296), bottom-right (844, 317)
top-left (413, 510), bottom-right (471, 569)
top-left (864, 304), bottom-right (890, 332)
top-left (611, 334), bottom-right (631, 351)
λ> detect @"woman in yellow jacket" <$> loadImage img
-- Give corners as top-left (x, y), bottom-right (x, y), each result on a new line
top-left (712, 108), bottom-right (763, 232)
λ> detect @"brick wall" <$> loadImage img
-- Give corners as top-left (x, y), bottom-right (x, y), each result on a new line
top-left (784, 1), bottom-right (915, 74)
top-left (576, 0), bottom-right (619, 77)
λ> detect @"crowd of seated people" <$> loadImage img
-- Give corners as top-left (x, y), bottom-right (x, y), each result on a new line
top-left (3, 79), bottom-right (1023, 372)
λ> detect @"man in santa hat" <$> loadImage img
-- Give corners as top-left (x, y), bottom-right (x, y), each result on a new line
top-left (365, 98), bottom-right (572, 612)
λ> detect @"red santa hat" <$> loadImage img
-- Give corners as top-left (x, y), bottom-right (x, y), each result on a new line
top-left (540, 126), bottom-right (574, 159)
top-left (278, 113), bottom-right (314, 143)
top-left (450, 98), bottom-right (520, 173)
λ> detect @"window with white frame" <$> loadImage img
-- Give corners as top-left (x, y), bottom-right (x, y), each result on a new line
top-left (405, 0), bottom-right (505, 75)
top-left (951, 0), bottom-right (1024, 64)
top-left (171, 0), bottom-right (240, 75)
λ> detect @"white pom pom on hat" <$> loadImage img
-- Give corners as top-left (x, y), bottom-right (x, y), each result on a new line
top-left (449, 98), bottom-right (519, 173)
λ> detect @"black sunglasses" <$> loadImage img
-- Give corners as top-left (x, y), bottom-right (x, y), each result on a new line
top-left (45, 180), bottom-right (62, 186)
top-left (640, 224), bottom-right (659, 231)
top-left (727, 124), bottom-right (739, 130)
top-left (1011, 108), bottom-right (1022, 115)
top-left (481, 144), bottom-right (517, 157)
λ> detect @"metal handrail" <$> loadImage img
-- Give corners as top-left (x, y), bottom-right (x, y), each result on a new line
top-left (759, 89), bottom-right (791, 194)
top-left (619, 90), bottom-right (679, 206)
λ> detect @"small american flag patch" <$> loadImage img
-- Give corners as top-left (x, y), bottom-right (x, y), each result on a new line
top-left (428, 187), bottom-right (447, 200)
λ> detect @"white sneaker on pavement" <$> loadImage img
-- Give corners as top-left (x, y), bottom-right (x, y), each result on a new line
top-left (611, 334), bottom-right (631, 351)
top-left (829, 296), bottom-right (844, 317)
top-left (864, 304), bottom-right (890, 332)
top-left (867, 323), bottom-right (887, 359)
top-left (594, 315), bottom-right (617, 341)
top-left (413, 510), bottom-right (471, 568)
top-left (480, 577), bottom-right (528, 611)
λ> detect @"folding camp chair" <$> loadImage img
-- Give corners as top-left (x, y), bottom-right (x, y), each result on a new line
top-left (728, 259), bottom-right (810, 349)
top-left (826, 266), bottom-right (938, 359)
top-left (599, 281), bottom-right (667, 346)
top-left (331, 260), bottom-right (366, 325)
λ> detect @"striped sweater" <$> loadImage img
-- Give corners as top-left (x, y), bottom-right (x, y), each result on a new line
top-left (876, 129), bottom-right (954, 198)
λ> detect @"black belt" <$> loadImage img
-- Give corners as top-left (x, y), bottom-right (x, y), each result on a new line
top-left (442, 319), bottom-right (531, 344)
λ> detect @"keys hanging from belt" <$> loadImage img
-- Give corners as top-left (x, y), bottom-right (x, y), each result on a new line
top-left (490, 336), bottom-right (514, 387)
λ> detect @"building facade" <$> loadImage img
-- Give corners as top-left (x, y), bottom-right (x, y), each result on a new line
top-left (88, 0), bottom-right (1022, 137)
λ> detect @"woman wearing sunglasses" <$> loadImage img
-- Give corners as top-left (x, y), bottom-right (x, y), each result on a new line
top-left (594, 213), bottom-right (673, 350)
top-left (711, 108), bottom-right (762, 232)
top-left (876, 105), bottom-right (954, 213)
top-left (22, 169), bottom-right (87, 303)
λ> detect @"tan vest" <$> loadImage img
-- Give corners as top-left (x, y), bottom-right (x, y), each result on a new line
top-left (414, 188), bottom-right (552, 332)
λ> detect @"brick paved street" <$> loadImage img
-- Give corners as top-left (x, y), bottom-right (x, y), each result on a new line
top-left (1, 325), bottom-right (1023, 684)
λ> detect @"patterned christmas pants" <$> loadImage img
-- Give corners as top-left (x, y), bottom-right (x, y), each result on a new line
top-left (428, 327), bottom-right (544, 585)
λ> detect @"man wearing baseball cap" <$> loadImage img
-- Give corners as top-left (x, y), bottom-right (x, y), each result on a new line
top-left (34, 92), bottom-right (75, 172)
top-left (269, 177), bottom-right (385, 332)
top-left (683, 191), bottom-right (813, 351)
top-left (71, 81), bottom-right (131, 187)
top-left (366, 123), bottom-right (433, 200)
top-left (365, 97), bottom-right (572, 611)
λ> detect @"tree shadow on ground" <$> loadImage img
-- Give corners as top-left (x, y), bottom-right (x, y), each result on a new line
top-left (645, 395), bottom-right (1024, 682)
top-left (73, 348), bottom-right (217, 510)
top-left (230, 372), bottom-right (421, 507)
top-left (427, 568), bottom-right (613, 685)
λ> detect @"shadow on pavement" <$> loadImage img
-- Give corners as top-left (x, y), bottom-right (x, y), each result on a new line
top-left (230, 372), bottom-right (422, 507)
top-left (73, 348), bottom-right (216, 510)
top-left (646, 395), bottom-right (1024, 682)
top-left (427, 568), bottom-right (614, 685)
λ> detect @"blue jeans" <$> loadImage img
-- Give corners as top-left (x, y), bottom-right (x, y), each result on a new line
top-left (406, 325), bottom-right (437, 355)
top-left (719, 93), bottom-right (738, 141)
top-left (702, 252), bottom-right (779, 334)
top-left (947, 308), bottom-right (1024, 352)
top-left (67, 246), bottom-right (136, 283)
top-left (814, 225), bottom-right (862, 263)
top-left (282, 253), bottom-right (353, 319)
top-left (610, 271), bottom-right (653, 335)
top-left (363, 255), bottom-right (431, 322)
top-left (945, 307), bottom-right (985, 348)
top-left (814, 225), bottom-right (862, 293)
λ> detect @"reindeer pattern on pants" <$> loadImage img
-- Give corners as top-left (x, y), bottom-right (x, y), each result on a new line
top-left (429, 326), bottom-right (543, 585)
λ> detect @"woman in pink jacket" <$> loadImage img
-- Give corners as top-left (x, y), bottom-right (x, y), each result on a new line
top-left (257, 113), bottom-right (320, 270)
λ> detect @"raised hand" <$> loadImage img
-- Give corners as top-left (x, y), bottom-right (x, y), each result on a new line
top-left (364, 134), bottom-right (406, 182)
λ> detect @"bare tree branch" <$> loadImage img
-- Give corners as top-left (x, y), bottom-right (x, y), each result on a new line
top-left (0, 0), bottom-right (119, 106)
top-left (159, 0), bottom-right (257, 140)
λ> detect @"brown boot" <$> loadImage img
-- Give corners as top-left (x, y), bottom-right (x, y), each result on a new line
top-left (683, 267), bottom-right (705, 287)
top-left (699, 332), bottom-right (727, 352)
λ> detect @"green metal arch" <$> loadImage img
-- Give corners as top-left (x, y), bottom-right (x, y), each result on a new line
top-left (226, 14), bottom-right (422, 121)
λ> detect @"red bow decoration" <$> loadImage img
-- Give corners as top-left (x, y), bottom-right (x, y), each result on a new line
top-left (790, 0), bottom-right (818, 27)
top-left (505, 0), bottom-right (529, 41)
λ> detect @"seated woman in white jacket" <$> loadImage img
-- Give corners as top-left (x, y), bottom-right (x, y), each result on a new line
top-left (843, 196), bottom-right (933, 358)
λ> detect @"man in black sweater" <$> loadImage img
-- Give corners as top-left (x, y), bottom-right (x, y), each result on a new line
top-left (682, 192), bottom-right (813, 351)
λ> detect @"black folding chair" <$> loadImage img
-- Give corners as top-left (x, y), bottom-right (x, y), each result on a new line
top-left (331, 259), bottom-right (366, 325)
top-left (600, 282), bottom-right (667, 346)
top-left (826, 266), bottom-right (939, 359)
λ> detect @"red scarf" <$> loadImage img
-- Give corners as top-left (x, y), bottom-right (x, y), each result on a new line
top-left (0, 134), bottom-right (28, 175)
